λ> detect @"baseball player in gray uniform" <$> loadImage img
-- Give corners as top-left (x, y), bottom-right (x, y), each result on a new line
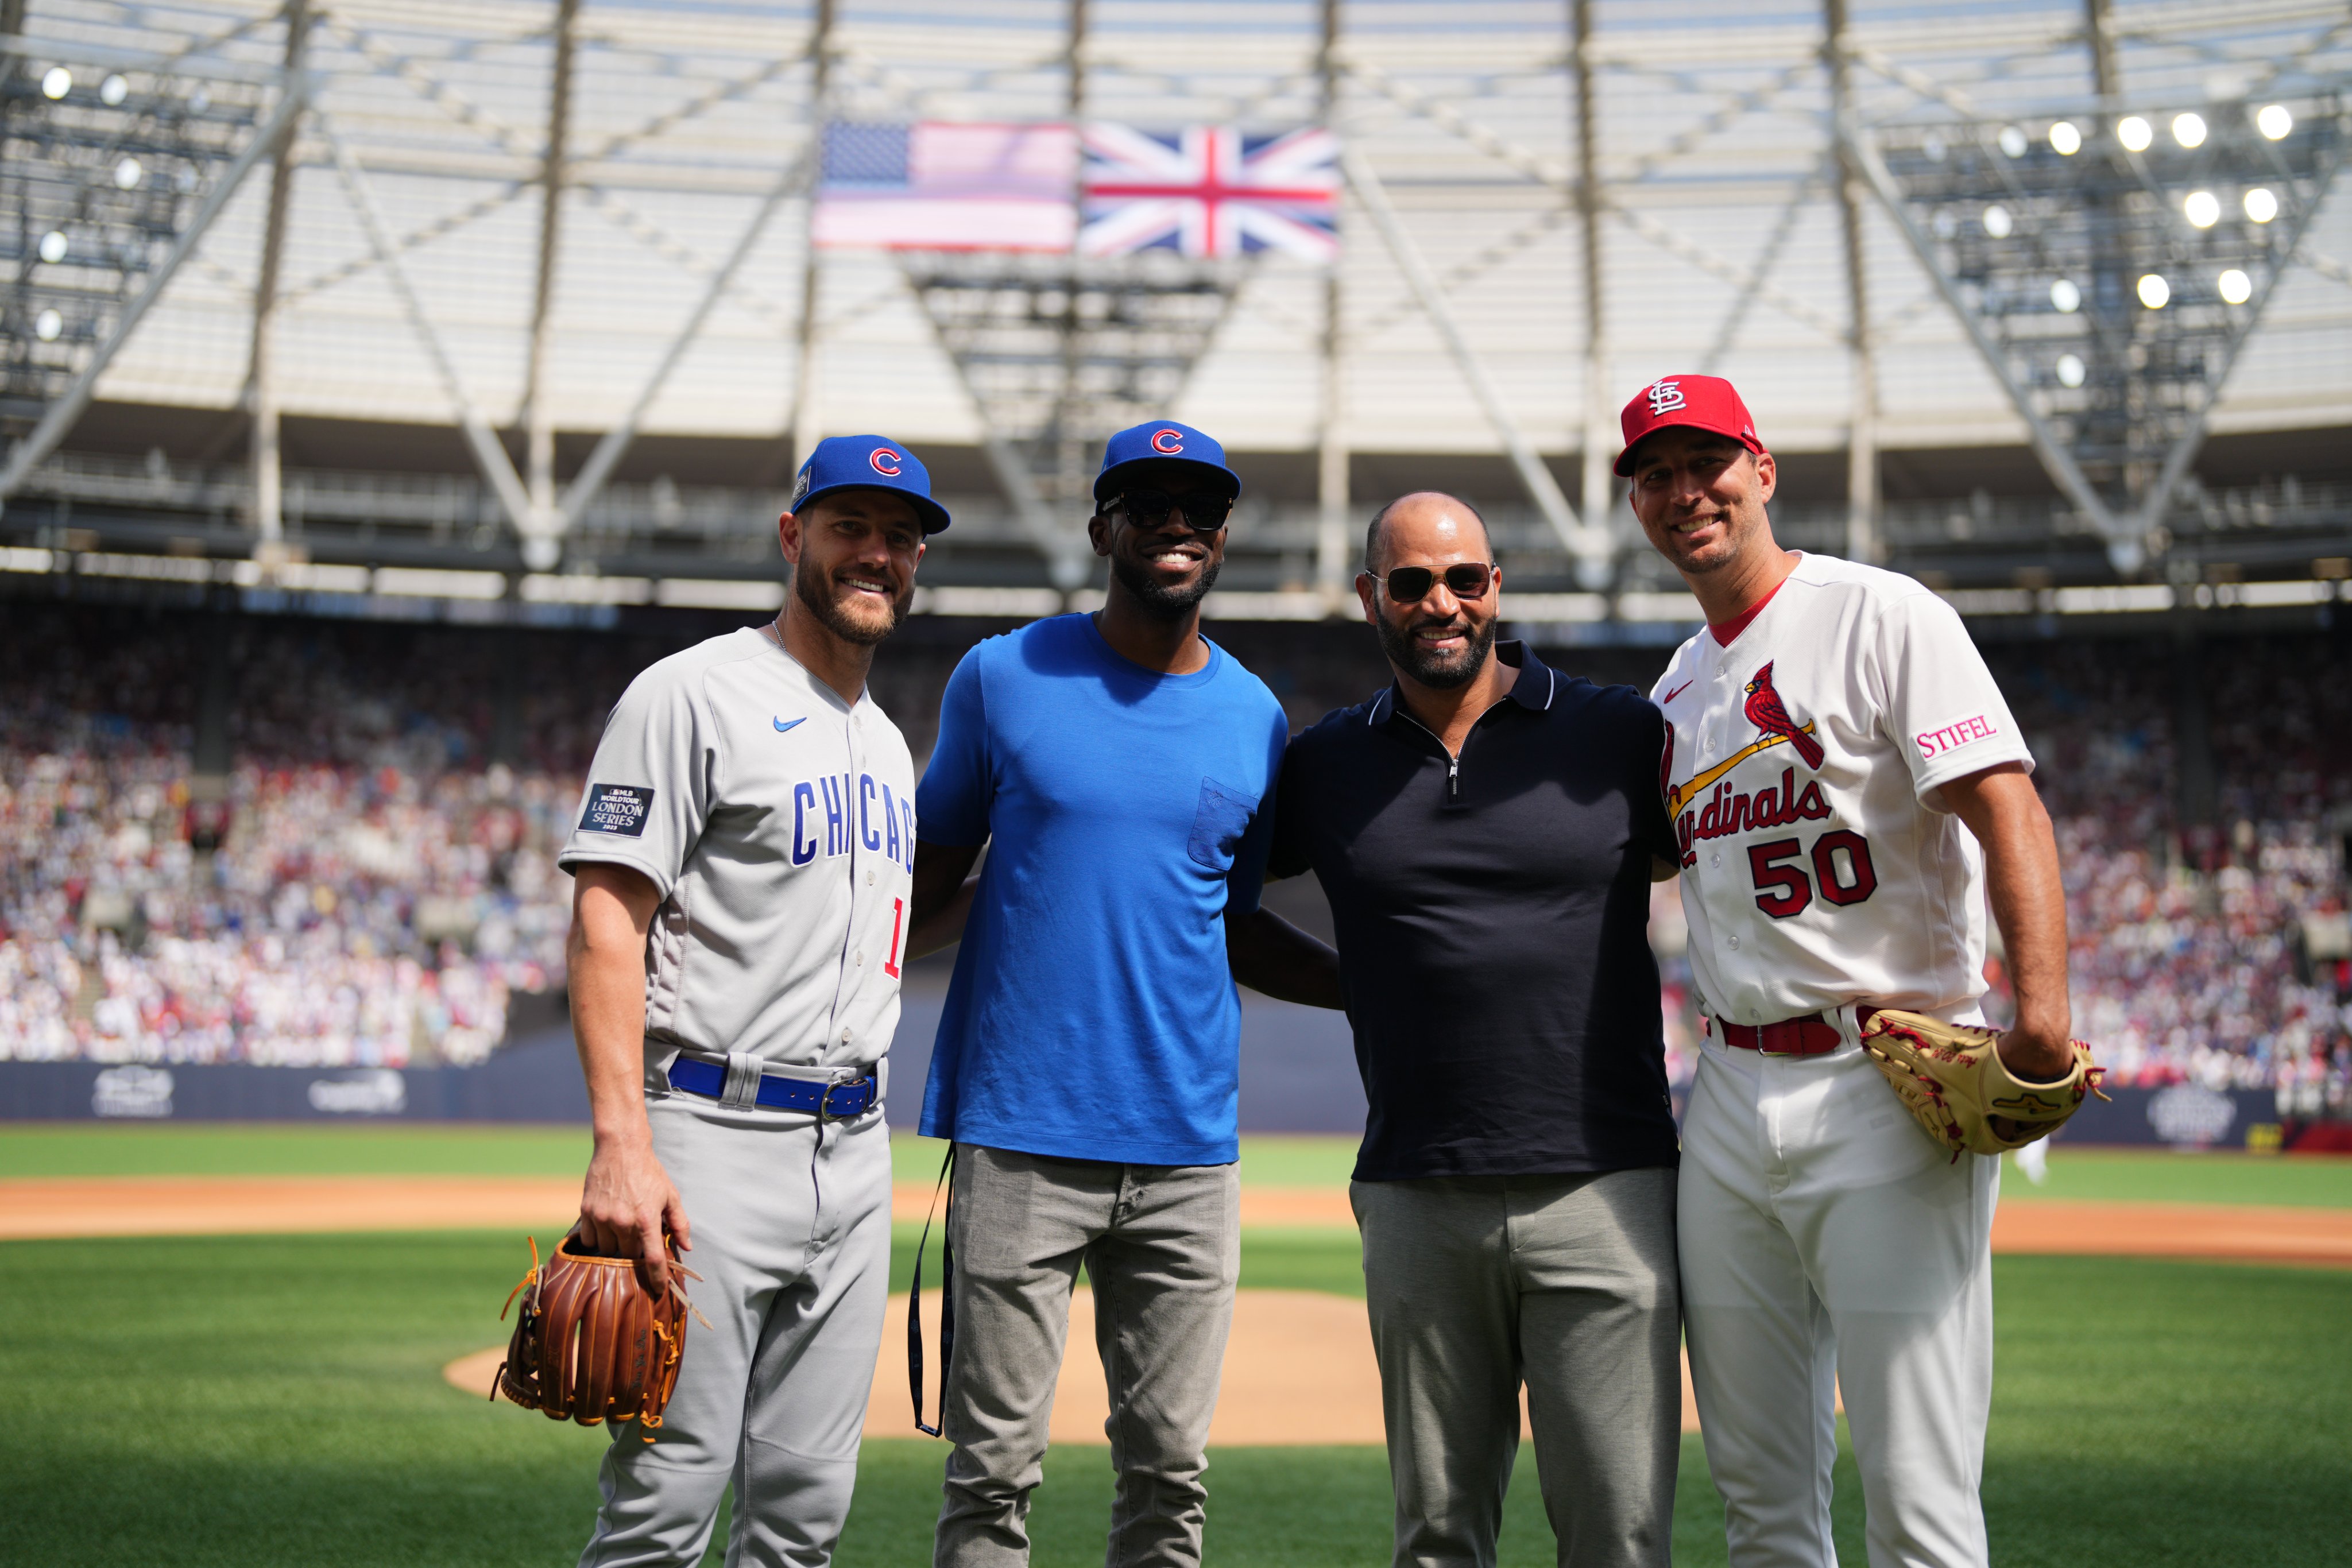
top-left (557, 436), bottom-right (947, 1567)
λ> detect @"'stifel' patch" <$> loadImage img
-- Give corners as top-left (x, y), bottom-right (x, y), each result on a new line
top-left (579, 783), bottom-right (654, 837)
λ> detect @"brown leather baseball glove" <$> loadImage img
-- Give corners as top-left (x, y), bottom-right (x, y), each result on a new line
top-left (491, 1234), bottom-right (709, 1441)
top-left (1858, 1008), bottom-right (2108, 1163)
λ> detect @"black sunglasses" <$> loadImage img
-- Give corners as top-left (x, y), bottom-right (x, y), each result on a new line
top-left (1379, 563), bottom-right (1495, 602)
top-left (1111, 487), bottom-right (1233, 533)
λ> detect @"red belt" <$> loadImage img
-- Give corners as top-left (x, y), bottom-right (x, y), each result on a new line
top-left (1716, 1007), bottom-right (1878, 1056)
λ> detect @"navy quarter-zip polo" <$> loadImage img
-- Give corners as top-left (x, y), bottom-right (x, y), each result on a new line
top-left (1268, 642), bottom-right (1682, 1181)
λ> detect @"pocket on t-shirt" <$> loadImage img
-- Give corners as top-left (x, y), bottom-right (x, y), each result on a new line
top-left (1187, 777), bottom-right (1259, 871)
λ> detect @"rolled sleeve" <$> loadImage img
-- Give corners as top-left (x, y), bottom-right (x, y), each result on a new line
top-left (557, 665), bottom-right (714, 898)
top-left (1871, 591), bottom-right (2035, 808)
top-left (914, 648), bottom-right (993, 847)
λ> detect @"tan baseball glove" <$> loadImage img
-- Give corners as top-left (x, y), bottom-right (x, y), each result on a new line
top-left (491, 1233), bottom-right (710, 1442)
top-left (1858, 1008), bottom-right (2107, 1163)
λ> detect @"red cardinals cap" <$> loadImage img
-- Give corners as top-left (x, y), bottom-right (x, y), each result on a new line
top-left (1614, 374), bottom-right (1766, 477)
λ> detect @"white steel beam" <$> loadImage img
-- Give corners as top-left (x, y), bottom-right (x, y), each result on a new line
top-left (787, 0), bottom-right (835, 474)
top-left (316, 113), bottom-right (535, 540)
top-left (2129, 142), bottom-right (2346, 549)
top-left (245, 0), bottom-right (309, 545)
top-left (1340, 145), bottom-right (1606, 567)
top-left (1572, 0), bottom-right (1616, 590)
top-left (0, 75), bottom-right (312, 508)
top-left (1824, 0), bottom-right (1881, 564)
top-left (520, 0), bottom-right (581, 540)
top-left (1316, 0), bottom-right (1350, 613)
top-left (1840, 125), bottom-right (2122, 549)
top-left (558, 151), bottom-right (814, 543)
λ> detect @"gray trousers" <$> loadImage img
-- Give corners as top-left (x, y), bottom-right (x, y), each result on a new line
top-left (933, 1143), bottom-right (1240, 1568)
top-left (579, 1094), bottom-right (892, 1568)
top-left (1352, 1167), bottom-right (1681, 1568)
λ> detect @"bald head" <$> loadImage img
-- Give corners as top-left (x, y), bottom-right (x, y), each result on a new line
top-left (1365, 491), bottom-right (1490, 575)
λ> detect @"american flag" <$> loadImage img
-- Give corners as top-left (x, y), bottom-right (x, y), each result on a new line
top-left (813, 121), bottom-right (1078, 251)
top-left (1079, 125), bottom-right (1341, 260)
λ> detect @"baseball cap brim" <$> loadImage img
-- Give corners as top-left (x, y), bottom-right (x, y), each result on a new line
top-left (1093, 454), bottom-right (1243, 505)
top-left (1614, 419), bottom-right (1767, 478)
top-left (795, 480), bottom-right (951, 535)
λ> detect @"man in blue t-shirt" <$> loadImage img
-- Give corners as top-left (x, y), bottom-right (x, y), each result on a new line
top-left (908, 420), bottom-right (1339, 1568)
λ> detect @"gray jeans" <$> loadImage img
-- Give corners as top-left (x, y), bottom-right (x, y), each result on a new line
top-left (1352, 1166), bottom-right (1681, 1568)
top-left (933, 1143), bottom-right (1239, 1568)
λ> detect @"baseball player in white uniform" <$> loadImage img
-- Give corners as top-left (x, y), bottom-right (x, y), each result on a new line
top-left (1619, 375), bottom-right (2076, 1568)
top-left (557, 436), bottom-right (947, 1567)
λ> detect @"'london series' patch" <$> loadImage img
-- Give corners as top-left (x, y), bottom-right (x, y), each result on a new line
top-left (579, 783), bottom-right (653, 837)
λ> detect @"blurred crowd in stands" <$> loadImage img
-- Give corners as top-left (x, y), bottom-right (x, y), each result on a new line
top-left (1, 601), bottom-right (2345, 1114)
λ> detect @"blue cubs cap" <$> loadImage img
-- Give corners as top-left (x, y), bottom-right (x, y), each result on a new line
top-left (1093, 420), bottom-right (1241, 506)
top-left (790, 435), bottom-right (951, 534)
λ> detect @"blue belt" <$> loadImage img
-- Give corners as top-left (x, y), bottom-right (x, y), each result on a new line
top-left (666, 1058), bottom-right (878, 1119)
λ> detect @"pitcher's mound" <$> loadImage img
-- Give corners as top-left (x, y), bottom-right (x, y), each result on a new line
top-left (446, 1288), bottom-right (1708, 1444)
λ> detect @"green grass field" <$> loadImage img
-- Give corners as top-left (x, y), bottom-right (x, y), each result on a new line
top-left (9, 1124), bottom-right (2352, 1207)
top-left (3, 1126), bottom-right (2349, 1565)
top-left (2, 1232), bottom-right (2345, 1567)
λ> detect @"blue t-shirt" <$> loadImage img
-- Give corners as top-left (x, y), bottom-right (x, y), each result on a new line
top-left (916, 613), bottom-right (1288, 1165)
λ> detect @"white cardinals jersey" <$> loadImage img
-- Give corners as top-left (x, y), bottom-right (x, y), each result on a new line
top-left (1651, 553), bottom-right (2032, 1027)
top-left (559, 628), bottom-right (918, 1090)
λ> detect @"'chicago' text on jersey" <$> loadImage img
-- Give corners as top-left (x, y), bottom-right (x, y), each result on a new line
top-left (792, 771), bottom-right (916, 872)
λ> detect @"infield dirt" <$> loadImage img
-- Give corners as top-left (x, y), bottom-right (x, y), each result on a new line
top-left (443, 1287), bottom-right (1722, 1445)
top-left (9, 1176), bottom-right (2352, 1265)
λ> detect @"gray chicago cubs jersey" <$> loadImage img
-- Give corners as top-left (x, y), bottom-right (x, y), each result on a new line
top-left (559, 628), bottom-right (918, 1091)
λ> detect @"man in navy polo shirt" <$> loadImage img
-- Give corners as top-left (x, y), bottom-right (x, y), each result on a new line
top-left (907, 420), bottom-right (1338, 1568)
top-left (1268, 491), bottom-right (1684, 1568)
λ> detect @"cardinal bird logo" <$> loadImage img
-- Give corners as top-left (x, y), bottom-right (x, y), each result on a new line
top-left (1743, 662), bottom-right (1825, 769)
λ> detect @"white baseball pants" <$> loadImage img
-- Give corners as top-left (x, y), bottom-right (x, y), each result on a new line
top-left (578, 1093), bottom-right (892, 1568)
top-left (1679, 1015), bottom-right (1998, 1568)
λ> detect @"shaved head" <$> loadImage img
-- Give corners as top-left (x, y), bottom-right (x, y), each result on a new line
top-left (1365, 491), bottom-right (1489, 574)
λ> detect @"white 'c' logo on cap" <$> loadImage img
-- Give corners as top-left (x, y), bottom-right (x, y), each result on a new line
top-left (1647, 381), bottom-right (1686, 416)
top-left (1150, 428), bottom-right (1185, 454)
top-left (869, 447), bottom-right (902, 477)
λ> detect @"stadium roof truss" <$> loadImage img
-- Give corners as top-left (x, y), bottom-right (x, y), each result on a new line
top-left (0, 1), bottom-right (2349, 617)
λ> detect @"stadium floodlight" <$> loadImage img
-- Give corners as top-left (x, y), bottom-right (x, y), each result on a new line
top-left (1982, 203), bottom-right (2014, 238)
top-left (2172, 113), bottom-right (2207, 149)
top-left (100, 74), bottom-right (128, 107)
top-left (35, 309), bottom-right (63, 341)
top-left (1998, 125), bottom-right (2028, 158)
top-left (2051, 277), bottom-right (2082, 313)
top-left (2218, 268), bottom-right (2253, 305)
top-left (2049, 121), bottom-right (2082, 156)
top-left (2056, 353), bottom-right (2087, 388)
top-left (2184, 190), bottom-right (2221, 229)
top-left (40, 67), bottom-right (71, 99)
top-left (2243, 187), bottom-right (2278, 223)
top-left (2117, 115), bottom-right (2153, 151)
top-left (2256, 104), bottom-right (2293, 140)
top-left (38, 230), bottom-right (68, 264)
top-left (114, 158), bottom-right (144, 191)
top-left (2137, 273), bottom-right (2171, 309)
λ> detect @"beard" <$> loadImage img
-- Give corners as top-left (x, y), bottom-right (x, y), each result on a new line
top-left (1110, 550), bottom-right (1221, 620)
top-left (795, 559), bottom-right (910, 646)
top-left (1376, 608), bottom-right (1496, 690)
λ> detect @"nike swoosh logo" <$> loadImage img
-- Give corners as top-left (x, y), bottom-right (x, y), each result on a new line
top-left (1662, 681), bottom-right (1693, 704)
top-left (773, 716), bottom-right (804, 733)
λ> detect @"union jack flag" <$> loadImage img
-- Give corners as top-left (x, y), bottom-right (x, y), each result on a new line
top-left (1079, 125), bottom-right (1340, 261)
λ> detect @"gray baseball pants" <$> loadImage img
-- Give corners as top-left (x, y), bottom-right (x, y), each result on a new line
top-left (1351, 1167), bottom-right (1682, 1568)
top-left (578, 1092), bottom-right (892, 1568)
top-left (932, 1143), bottom-right (1240, 1568)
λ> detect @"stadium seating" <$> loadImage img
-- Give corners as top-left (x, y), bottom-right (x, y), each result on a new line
top-left (1, 605), bottom-right (2343, 1115)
